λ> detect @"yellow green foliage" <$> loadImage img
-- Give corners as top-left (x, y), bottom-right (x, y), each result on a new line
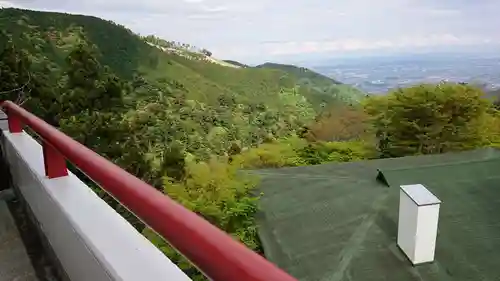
top-left (163, 158), bottom-right (260, 244)
top-left (143, 157), bottom-right (261, 280)
top-left (481, 108), bottom-right (500, 147)
top-left (364, 82), bottom-right (492, 157)
top-left (143, 136), bottom-right (374, 279)
top-left (231, 136), bottom-right (309, 169)
top-left (298, 141), bottom-right (376, 165)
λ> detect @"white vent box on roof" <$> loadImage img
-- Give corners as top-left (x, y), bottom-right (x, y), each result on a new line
top-left (397, 184), bottom-right (441, 265)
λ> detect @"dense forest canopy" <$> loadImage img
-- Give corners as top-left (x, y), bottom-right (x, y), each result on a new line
top-left (2, 7), bottom-right (500, 281)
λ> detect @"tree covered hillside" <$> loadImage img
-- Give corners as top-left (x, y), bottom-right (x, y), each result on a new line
top-left (0, 7), bottom-right (364, 156)
top-left (0, 8), bottom-right (149, 79)
top-left (257, 62), bottom-right (342, 85)
top-left (257, 62), bottom-right (367, 109)
top-left (0, 8), bottom-right (369, 279)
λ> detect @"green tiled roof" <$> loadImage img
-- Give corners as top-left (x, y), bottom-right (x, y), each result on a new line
top-left (254, 148), bottom-right (500, 281)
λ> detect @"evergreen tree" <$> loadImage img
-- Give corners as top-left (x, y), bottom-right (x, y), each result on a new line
top-left (60, 43), bottom-right (121, 116)
top-left (0, 35), bottom-right (31, 102)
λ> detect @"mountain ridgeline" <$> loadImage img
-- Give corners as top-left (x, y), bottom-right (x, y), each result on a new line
top-left (257, 62), bottom-right (367, 109)
top-left (257, 62), bottom-right (342, 85)
top-left (223, 60), bottom-right (249, 68)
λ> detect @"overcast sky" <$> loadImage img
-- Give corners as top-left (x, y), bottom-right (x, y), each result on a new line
top-left (1, 0), bottom-right (500, 63)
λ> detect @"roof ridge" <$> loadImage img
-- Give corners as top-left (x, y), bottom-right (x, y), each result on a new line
top-left (377, 155), bottom-right (500, 173)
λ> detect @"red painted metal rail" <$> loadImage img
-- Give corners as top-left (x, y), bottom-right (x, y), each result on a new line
top-left (1, 100), bottom-right (298, 281)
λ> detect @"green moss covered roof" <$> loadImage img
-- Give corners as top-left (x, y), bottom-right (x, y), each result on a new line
top-left (255, 148), bottom-right (500, 281)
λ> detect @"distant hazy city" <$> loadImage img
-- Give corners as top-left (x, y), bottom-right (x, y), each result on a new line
top-left (310, 54), bottom-right (500, 94)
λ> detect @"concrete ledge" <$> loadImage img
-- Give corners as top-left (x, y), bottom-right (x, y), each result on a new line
top-left (2, 130), bottom-right (191, 281)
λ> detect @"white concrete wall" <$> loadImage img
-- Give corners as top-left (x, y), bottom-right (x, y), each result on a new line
top-left (1, 129), bottom-right (192, 281)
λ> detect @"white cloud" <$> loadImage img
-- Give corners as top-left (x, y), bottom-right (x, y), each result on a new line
top-left (426, 9), bottom-right (462, 16)
top-left (187, 13), bottom-right (225, 20)
top-left (201, 5), bottom-right (228, 13)
top-left (219, 33), bottom-right (499, 61)
top-left (260, 34), bottom-right (496, 56)
top-left (0, 1), bottom-right (24, 8)
top-left (2, 0), bottom-right (500, 62)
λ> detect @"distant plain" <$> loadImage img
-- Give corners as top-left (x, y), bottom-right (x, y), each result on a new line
top-left (311, 54), bottom-right (500, 94)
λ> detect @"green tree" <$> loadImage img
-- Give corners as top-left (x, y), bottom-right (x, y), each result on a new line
top-left (59, 43), bottom-right (123, 118)
top-left (57, 43), bottom-right (148, 230)
top-left (161, 143), bottom-right (186, 181)
top-left (364, 82), bottom-right (491, 157)
top-left (0, 35), bottom-right (31, 102)
top-left (144, 157), bottom-right (260, 281)
top-left (0, 34), bottom-right (60, 124)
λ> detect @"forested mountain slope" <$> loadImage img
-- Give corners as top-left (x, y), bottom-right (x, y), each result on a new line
top-left (257, 62), bottom-right (367, 109)
top-left (0, 8), bottom-right (363, 108)
top-left (0, 7), bottom-right (371, 280)
top-left (0, 8), bottom-right (370, 157)
top-left (0, 8), bottom-right (149, 80)
top-left (257, 62), bottom-right (342, 85)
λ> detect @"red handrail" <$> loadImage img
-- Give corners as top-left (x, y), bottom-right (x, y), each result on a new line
top-left (1, 101), bottom-right (297, 281)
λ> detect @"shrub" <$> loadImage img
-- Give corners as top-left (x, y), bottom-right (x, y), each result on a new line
top-left (230, 136), bottom-right (308, 169)
top-left (143, 157), bottom-right (260, 280)
top-left (298, 141), bottom-right (375, 165)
